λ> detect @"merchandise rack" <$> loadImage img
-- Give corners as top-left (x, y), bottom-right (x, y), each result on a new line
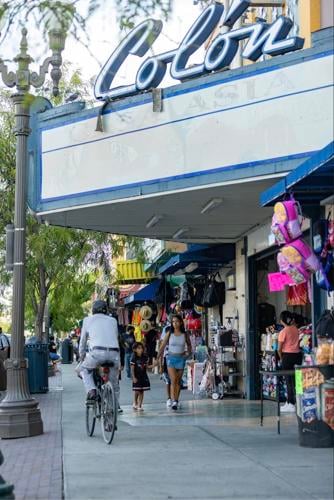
top-left (219, 340), bottom-right (246, 398)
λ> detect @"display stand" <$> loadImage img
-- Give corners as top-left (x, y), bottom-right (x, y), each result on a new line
top-left (260, 369), bottom-right (295, 434)
top-left (218, 340), bottom-right (246, 398)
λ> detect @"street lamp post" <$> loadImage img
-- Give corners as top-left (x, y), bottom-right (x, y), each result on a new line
top-left (0, 25), bottom-right (67, 438)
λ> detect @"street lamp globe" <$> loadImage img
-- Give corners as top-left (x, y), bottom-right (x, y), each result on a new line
top-left (43, 1), bottom-right (75, 96)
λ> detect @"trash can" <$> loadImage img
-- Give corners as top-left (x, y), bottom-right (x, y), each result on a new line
top-left (61, 339), bottom-right (73, 364)
top-left (24, 343), bottom-right (49, 394)
top-left (295, 365), bottom-right (334, 447)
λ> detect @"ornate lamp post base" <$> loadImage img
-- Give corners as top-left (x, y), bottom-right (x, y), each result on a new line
top-left (0, 404), bottom-right (43, 439)
top-left (0, 360), bottom-right (43, 439)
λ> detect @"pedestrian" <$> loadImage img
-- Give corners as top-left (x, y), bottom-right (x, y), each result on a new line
top-left (0, 327), bottom-right (10, 392)
top-left (122, 325), bottom-right (136, 378)
top-left (145, 326), bottom-right (157, 370)
top-left (131, 342), bottom-right (151, 411)
top-left (48, 335), bottom-right (61, 368)
top-left (278, 310), bottom-right (303, 413)
top-left (159, 325), bottom-right (172, 407)
top-left (0, 328), bottom-right (10, 358)
top-left (156, 314), bottom-right (192, 411)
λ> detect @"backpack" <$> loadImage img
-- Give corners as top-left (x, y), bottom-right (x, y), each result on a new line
top-left (271, 197), bottom-right (303, 245)
top-left (313, 214), bottom-right (334, 292)
top-left (277, 238), bottom-right (320, 285)
top-left (155, 278), bottom-right (174, 305)
top-left (315, 309), bottom-right (334, 339)
top-left (193, 282), bottom-right (205, 306)
top-left (329, 220), bottom-right (334, 248)
top-left (313, 218), bottom-right (329, 255)
top-left (316, 252), bottom-right (334, 292)
top-left (179, 281), bottom-right (194, 310)
top-left (202, 275), bottom-right (225, 308)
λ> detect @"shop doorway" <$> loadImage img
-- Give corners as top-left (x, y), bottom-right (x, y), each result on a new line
top-left (247, 248), bottom-right (311, 399)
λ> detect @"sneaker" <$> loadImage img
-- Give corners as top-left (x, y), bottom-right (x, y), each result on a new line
top-left (118, 407), bottom-right (123, 414)
top-left (138, 407), bottom-right (144, 412)
top-left (171, 400), bottom-right (178, 411)
top-left (286, 403), bottom-right (296, 413)
top-left (166, 399), bottom-right (172, 408)
top-left (86, 389), bottom-right (97, 402)
top-left (281, 402), bottom-right (295, 413)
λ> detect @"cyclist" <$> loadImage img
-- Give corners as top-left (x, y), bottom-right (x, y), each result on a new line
top-left (79, 300), bottom-right (120, 404)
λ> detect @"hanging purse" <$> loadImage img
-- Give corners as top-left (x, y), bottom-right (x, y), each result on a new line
top-left (202, 274), bottom-right (226, 308)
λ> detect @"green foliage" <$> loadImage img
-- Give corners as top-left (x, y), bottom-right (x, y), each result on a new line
top-left (0, 0), bottom-right (174, 41)
top-left (0, 67), bottom-right (147, 337)
top-left (113, 0), bottom-right (173, 30)
top-left (49, 272), bottom-right (94, 333)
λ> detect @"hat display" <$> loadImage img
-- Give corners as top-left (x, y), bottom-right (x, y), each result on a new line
top-left (140, 305), bottom-right (153, 320)
top-left (140, 319), bottom-right (152, 332)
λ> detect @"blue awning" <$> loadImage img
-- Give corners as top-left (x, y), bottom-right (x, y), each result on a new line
top-left (124, 279), bottom-right (161, 305)
top-left (261, 142), bottom-right (334, 206)
top-left (159, 244), bottom-right (235, 275)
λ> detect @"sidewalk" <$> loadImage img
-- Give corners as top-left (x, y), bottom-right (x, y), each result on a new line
top-left (0, 372), bottom-right (63, 500)
top-left (1, 365), bottom-right (333, 500)
top-left (62, 365), bottom-right (334, 500)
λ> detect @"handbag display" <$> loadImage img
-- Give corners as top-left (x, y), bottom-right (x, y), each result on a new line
top-left (202, 274), bottom-right (226, 308)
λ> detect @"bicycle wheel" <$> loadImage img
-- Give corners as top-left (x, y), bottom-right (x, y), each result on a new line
top-left (101, 382), bottom-right (117, 444)
top-left (86, 401), bottom-right (97, 437)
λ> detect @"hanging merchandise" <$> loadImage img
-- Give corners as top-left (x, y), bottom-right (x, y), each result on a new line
top-left (140, 319), bottom-right (152, 333)
top-left (271, 196), bottom-right (303, 245)
top-left (140, 305), bottom-right (153, 320)
top-left (268, 272), bottom-right (294, 292)
top-left (155, 278), bottom-right (174, 305)
top-left (287, 282), bottom-right (309, 306)
top-left (203, 274), bottom-right (226, 308)
top-left (185, 311), bottom-right (202, 331)
top-left (277, 238), bottom-right (320, 285)
top-left (315, 309), bottom-right (334, 340)
top-left (313, 215), bottom-right (334, 292)
top-left (193, 282), bottom-right (206, 307)
top-left (299, 324), bottom-right (313, 355)
top-left (132, 308), bottom-right (142, 326)
top-left (134, 326), bottom-right (144, 342)
top-left (179, 281), bottom-right (194, 310)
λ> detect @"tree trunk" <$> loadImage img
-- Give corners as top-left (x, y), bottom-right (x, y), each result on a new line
top-left (34, 264), bottom-right (48, 342)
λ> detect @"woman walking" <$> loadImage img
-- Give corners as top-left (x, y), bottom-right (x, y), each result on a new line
top-left (278, 311), bottom-right (302, 412)
top-left (157, 315), bottom-right (192, 411)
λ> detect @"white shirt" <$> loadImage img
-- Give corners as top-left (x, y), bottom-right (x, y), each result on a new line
top-left (79, 314), bottom-right (119, 357)
top-left (0, 333), bottom-right (10, 350)
top-left (169, 333), bottom-right (186, 355)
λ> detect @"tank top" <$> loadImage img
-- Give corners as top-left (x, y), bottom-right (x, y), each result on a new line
top-left (169, 333), bottom-right (186, 355)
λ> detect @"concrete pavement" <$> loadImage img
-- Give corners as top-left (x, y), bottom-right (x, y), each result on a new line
top-left (62, 365), bottom-right (334, 500)
top-left (0, 372), bottom-right (63, 500)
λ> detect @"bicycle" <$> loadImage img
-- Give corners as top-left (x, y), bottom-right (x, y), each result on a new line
top-left (85, 362), bottom-right (117, 444)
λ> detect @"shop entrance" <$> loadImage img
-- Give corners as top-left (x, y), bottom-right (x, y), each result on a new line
top-left (247, 248), bottom-right (311, 399)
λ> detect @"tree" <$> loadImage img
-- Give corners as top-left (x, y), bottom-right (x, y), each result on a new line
top-left (0, 1), bottom-right (174, 41)
top-left (0, 69), bottom-right (146, 340)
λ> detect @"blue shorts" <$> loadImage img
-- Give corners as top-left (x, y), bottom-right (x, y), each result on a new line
top-left (166, 355), bottom-right (186, 370)
top-left (49, 353), bottom-right (60, 361)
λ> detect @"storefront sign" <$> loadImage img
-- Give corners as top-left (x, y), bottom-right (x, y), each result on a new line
top-left (95, 0), bottom-right (304, 101)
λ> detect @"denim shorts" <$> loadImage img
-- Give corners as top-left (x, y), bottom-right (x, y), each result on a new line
top-left (166, 355), bottom-right (186, 370)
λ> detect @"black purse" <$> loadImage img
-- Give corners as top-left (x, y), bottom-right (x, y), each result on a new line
top-left (203, 274), bottom-right (225, 307)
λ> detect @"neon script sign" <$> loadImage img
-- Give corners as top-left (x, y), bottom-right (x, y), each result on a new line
top-left (95, 0), bottom-right (304, 101)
